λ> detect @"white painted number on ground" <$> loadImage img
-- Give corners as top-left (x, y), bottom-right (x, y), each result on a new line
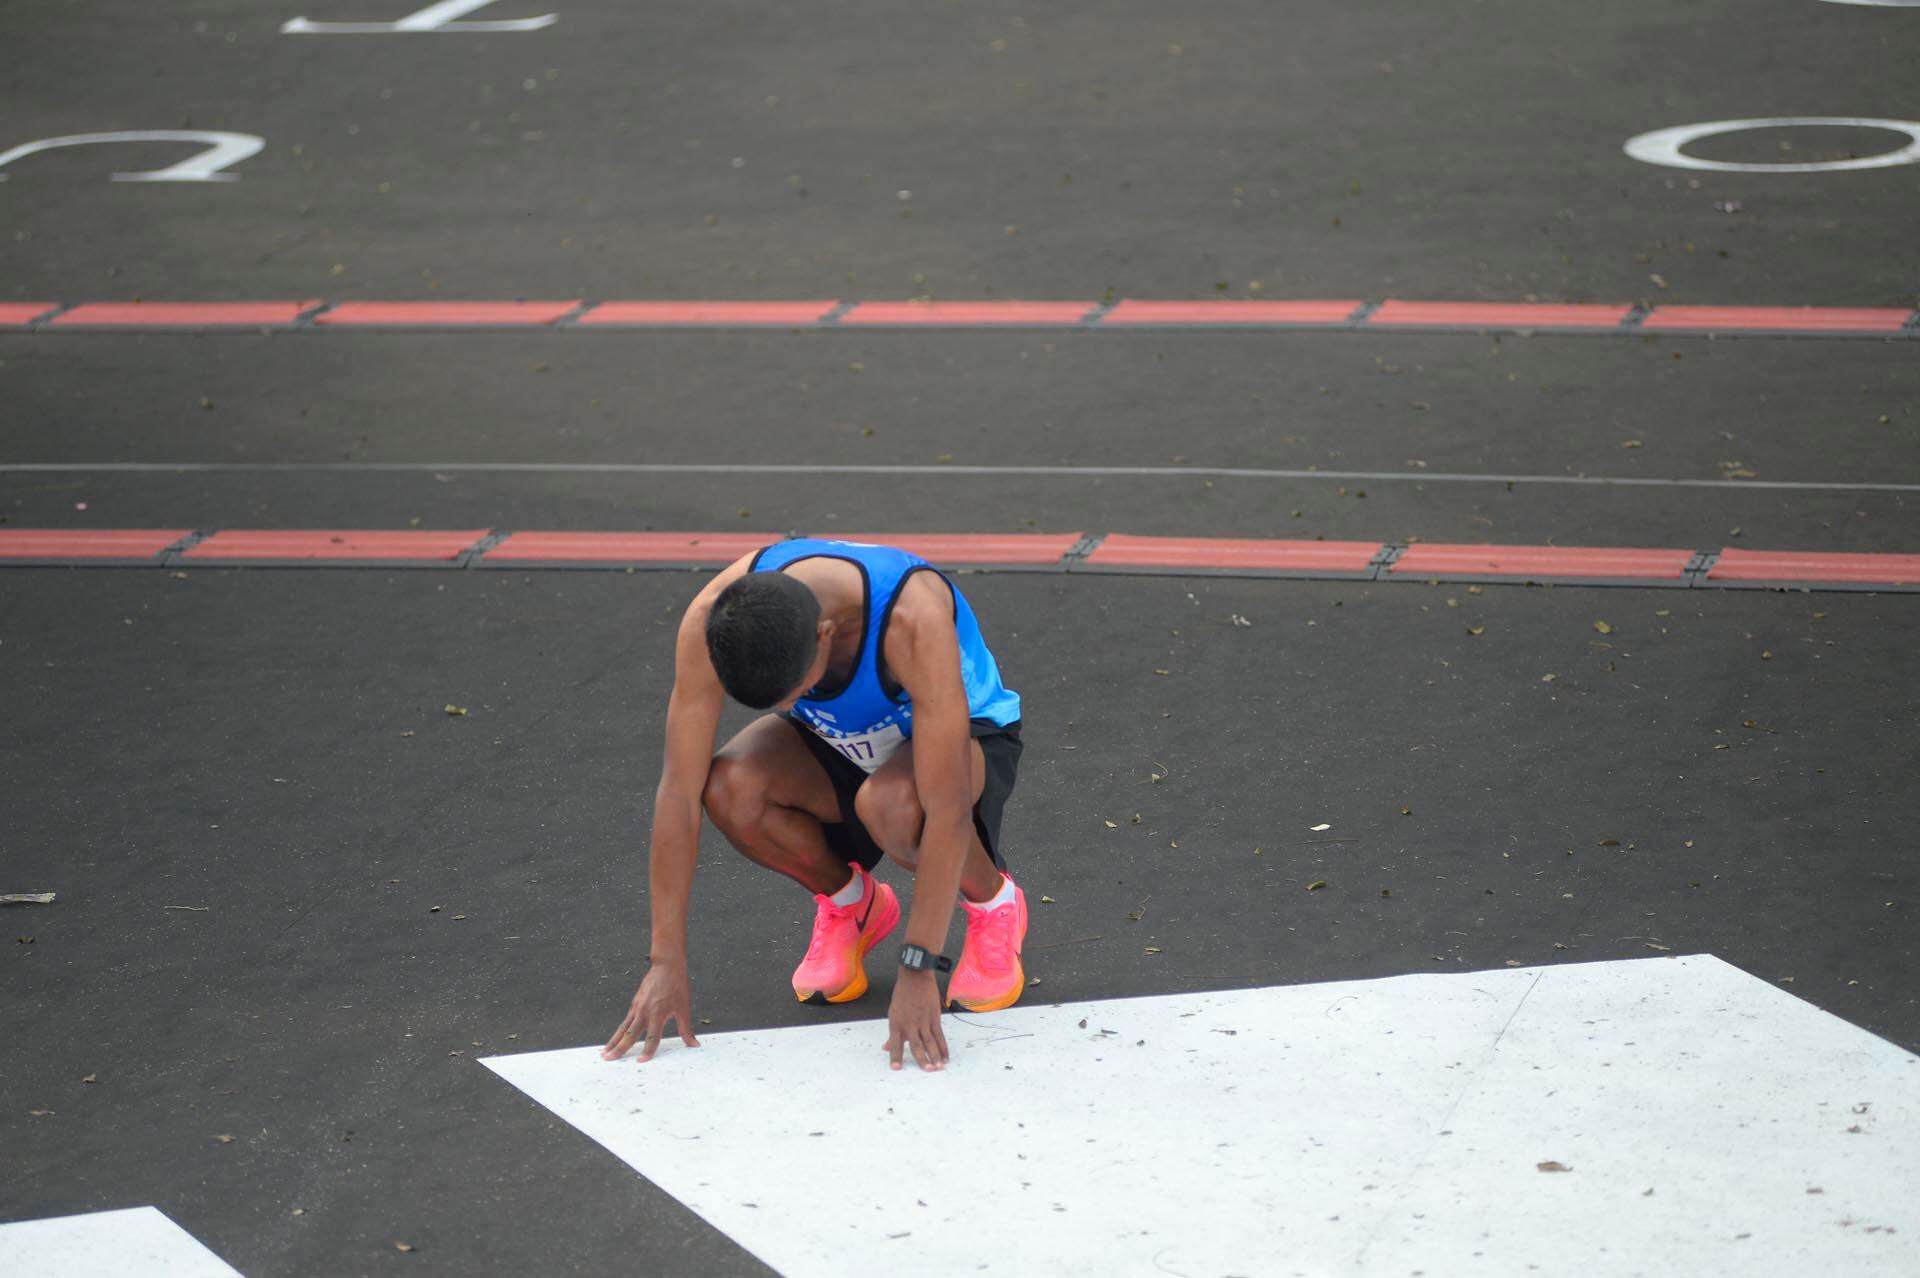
top-left (282, 0), bottom-right (556, 34)
top-left (0, 132), bottom-right (265, 183)
top-left (1625, 117), bottom-right (1920, 173)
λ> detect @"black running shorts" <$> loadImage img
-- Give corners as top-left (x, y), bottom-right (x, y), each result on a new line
top-left (783, 716), bottom-right (1023, 874)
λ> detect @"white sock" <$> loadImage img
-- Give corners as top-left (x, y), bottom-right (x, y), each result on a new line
top-left (827, 867), bottom-right (865, 907)
top-left (968, 873), bottom-right (1015, 910)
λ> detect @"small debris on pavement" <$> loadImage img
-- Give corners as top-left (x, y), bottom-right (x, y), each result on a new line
top-left (1536, 1160), bottom-right (1572, 1173)
top-left (444, 704), bottom-right (468, 716)
top-left (1305, 880), bottom-right (1329, 892)
top-left (0, 893), bottom-right (56, 905)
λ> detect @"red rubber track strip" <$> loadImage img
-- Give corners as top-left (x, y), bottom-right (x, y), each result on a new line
top-left (182, 529), bottom-right (489, 562)
top-left (577, 301), bottom-right (839, 326)
top-left (1640, 306), bottom-right (1911, 334)
top-left (482, 531), bottom-right (773, 564)
top-left (0, 303), bottom-right (58, 327)
top-left (1391, 544), bottom-right (1696, 581)
top-left (0, 528), bottom-right (190, 559)
top-left (813, 533), bottom-right (1085, 565)
top-left (1367, 301), bottom-right (1635, 330)
top-left (1084, 534), bottom-right (1383, 573)
top-left (315, 301), bottom-right (580, 327)
top-left (52, 302), bottom-right (319, 328)
top-left (1100, 300), bottom-right (1364, 326)
top-left (838, 301), bottom-right (1097, 326)
top-left (1708, 547), bottom-right (1920, 586)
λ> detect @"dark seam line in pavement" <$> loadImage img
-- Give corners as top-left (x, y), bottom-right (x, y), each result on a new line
top-left (1078, 301), bottom-right (1116, 326)
top-left (1683, 550), bottom-right (1718, 589)
top-left (1346, 300), bottom-right (1383, 328)
top-left (1366, 544), bottom-right (1406, 581)
top-left (552, 302), bottom-right (595, 328)
top-left (293, 302), bottom-right (332, 329)
top-left (457, 530), bottom-right (510, 567)
top-left (1618, 304), bottom-right (1651, 331)
top-left (158, 530), bottom-right (212, 567)
top-left (818, 301), bottom-right (857, 325)
top-left (1058, 532), bottom-right (1108, 568)
top-left (28, 303), bottom-right (77, 329)
top-left (1903, 310), bottom-right (1920, 335)
top-left (10, 461), bottom-right (1918, 494)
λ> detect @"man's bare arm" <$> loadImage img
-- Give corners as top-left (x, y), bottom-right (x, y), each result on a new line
top-left (603, 552), bottom-right (756, 1062)
top-left (883, 574), bottom-right (976, 1070)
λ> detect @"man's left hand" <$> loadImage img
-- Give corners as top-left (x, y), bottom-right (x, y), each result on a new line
top-left (884, 970), bottom-right (949, 1071)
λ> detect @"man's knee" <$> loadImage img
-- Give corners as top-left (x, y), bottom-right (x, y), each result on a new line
top-left (853, 775), bottom-right (923, 858)
top-left (702, 753), bottom-right (765, 831)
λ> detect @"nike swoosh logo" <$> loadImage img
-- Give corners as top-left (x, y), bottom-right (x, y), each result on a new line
top-left (856, 892), bottom-right (876, 932)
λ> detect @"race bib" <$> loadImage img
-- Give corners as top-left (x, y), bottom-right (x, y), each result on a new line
top-left (817, 722), bottom-right (906, 774)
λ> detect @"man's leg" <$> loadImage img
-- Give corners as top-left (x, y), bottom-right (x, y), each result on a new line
top-left (852, 738), bottom-right (1002, 903)
top-left (706, 715), bottom-right (903, 1004)
top-left (703, 714), bottom-right (853, 895)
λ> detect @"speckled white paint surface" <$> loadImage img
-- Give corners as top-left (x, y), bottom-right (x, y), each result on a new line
top-left (483, 955), bottom-right (1919, 1277)
top-left (0, 1207), bottom-right (245, 1277)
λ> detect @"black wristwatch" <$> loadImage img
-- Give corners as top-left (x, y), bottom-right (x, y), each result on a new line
top-left (898, 943), bottom-right (953, 974)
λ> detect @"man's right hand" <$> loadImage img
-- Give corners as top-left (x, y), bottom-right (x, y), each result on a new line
top-left (601, 959), bottom-right (700, 1063)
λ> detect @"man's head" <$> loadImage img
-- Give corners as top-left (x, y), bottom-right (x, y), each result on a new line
top-left (705, 571), bottom-right (828, 710)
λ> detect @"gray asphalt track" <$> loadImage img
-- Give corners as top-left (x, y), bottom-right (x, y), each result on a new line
top-left (3, 0), bottom-right (1917, 1274)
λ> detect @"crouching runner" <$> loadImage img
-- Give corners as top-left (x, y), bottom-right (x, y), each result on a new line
top-left (603, 538), bottom-right (1028, 1072)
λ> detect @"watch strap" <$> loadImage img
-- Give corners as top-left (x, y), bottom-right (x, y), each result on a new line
top-left (898, 943), bottom-right (953, 974)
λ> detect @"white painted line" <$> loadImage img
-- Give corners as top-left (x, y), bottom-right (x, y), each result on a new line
top-left (6, 461), bottom-right (1920, 494)
top-left (0, 1207), bottom-right (245, 1277)
top-left (482, 956), bottom-right (1920, 1278)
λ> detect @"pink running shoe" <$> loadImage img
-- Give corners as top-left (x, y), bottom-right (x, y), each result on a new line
top-left (947, 876), bottom-right (1028, 1012)
top-left (792, 869), bottom-right (900, 1005)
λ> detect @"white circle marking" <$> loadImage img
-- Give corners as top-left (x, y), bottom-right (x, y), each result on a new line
top-left (1623, 117), bottom-right (1920, 172)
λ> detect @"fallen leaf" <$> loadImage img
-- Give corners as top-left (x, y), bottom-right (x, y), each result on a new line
top-left (81, 1074), bottom-right (97, 1085)
top-left (1144, 946), bottom-right (1162, 954)
top-left (1620, 439), bottom-right (1643, 449)
top-left (1310, 823), bottom-right (1331, 832)
top-left (1598, 838), bottom-right (1621, 846)
top-left (1305, 880), bottom-right (1328, 892)
top-left (29, 1108), bottom-right (54, 1117)
top-left (1465, 626), bottom-right (1484, 636)
top-left (443, 704), bottom-right (468, 716)
top-left (1039, 895), bottom-right (1055, 904)
top-left (1152, 668), bottom-right (1170, 676)
top-left (1537, 1160), bottom-right (1573, 1173)
top-left (1761, 650), bottom-right (1774, 660)
top-left (1467, 585), bottom-right (1484, 595)
top-left (214, 1134), bottom-right (236, 1144)
top-left (1399, 805), bottom-right (1412, 815)
top-left (394, 1242), bottom-right (416, 1253)
top-left (1541, 673), bottom-right (1557, 683)
top-left (1103, 820), bottom-right (1118, 829)
top-left (1593, 621), bottom-right (1613, 635)
top-left (400, 730), bottom-right (416, 738)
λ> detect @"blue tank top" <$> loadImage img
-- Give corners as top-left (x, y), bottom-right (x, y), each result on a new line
top-left (751, 539), bottom-right (1021, 773)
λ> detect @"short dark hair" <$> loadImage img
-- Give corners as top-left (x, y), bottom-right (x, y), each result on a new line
top-left (705, 572), bottom-right (821, 709)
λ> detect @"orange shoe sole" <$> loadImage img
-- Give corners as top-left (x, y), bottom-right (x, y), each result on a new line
top-left (946, 958), bottom-right (1026, 1013)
